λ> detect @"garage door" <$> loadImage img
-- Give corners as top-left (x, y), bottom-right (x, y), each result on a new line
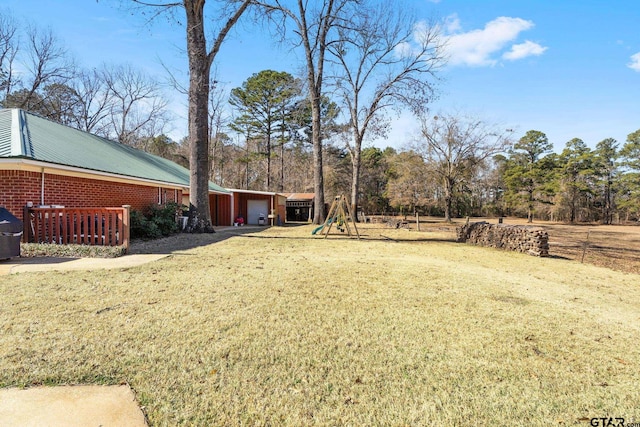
top-left (247, 199), bottom-right (269, 225)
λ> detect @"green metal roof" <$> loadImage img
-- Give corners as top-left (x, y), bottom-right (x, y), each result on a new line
top-left (0, 109), bottom-right (228, 194)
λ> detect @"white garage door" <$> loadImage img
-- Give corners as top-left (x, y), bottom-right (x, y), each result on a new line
top-left (247, 199), bottom-right (269, 225)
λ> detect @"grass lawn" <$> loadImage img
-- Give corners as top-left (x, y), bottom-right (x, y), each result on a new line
top-left (1, 224), bottom-right (639, 425)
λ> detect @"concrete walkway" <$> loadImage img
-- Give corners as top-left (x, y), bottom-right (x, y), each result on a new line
top-left (0, 253), bottom-right (169, 275)
top-left (0, 385), bottom-right (148, 427)
top-left (1, 255), bottom-right (163, 425)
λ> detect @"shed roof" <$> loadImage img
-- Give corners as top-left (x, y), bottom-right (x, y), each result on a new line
top-left (227, 189), bottom-right (283, 196)
top-left (0, 109), bottom-right (228, 194)
top-left (286, 193), bottom-right (315, 201)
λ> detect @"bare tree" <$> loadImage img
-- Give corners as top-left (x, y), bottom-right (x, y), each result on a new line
top-left (16, 24), bottom-right (76, 112)
top-left (415, 112), bottom-right (513, 222)
top-left (1, 21), bottom-right (76, 114)
top-left (101, 63), bottom-right (170, 145)
top-left (327, 4), bottom-right (444, 220)
top-left (72, 68), bottom-right (113, 136)
top-left (386, 149), bottom-right (431, 214)
top-left (208, 78), bottom-right (231, 184)
top-left (259, 0), bottom-right (354, 223)
top-left (130, 0), bottom-right (252, 232)
top-left (0, 11), bottom-right (19, 101)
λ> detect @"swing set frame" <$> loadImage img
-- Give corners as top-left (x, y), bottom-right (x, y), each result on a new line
top-left (316, 195), bottom-right (360, 239)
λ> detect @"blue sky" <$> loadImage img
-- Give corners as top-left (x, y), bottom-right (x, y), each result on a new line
top-left (3, 0), bottom-right (640, 152)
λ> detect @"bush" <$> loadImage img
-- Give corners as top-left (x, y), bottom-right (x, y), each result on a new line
top-left (149, 202), bottom-right (183, 236)
top-left (130, 202), bottom-right (185, 240)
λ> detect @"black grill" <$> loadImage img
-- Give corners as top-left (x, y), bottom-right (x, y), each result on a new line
top-left (0, 207), bottom-right (23, 259)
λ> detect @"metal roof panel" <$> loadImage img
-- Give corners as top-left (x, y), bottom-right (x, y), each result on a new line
top-left (0, 108), bottom-right (228, 194)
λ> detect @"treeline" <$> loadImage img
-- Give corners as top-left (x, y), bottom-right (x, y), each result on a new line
top-left (350, 127), bottom-right (640, 224)
top-left (3, 11), bottom-right (638, 224)
top-left (499, 130), bottom-right (640, 224)
top-left (208, 102), bottom-right (640, 225)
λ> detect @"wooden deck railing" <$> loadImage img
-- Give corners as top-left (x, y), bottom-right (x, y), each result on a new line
top-left (23, 206), bottom-right (130, 252)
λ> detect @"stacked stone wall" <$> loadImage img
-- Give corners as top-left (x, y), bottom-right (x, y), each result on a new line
top-left (456, 222), bottom-right (549, 257)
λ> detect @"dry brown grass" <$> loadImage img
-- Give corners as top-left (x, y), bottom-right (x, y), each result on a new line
top-left (541, 223), bottom-right (640, 274)
top-left (2, 224), bottom-right (640, 425)
top-left (377, 215), bottom-right (640, 275)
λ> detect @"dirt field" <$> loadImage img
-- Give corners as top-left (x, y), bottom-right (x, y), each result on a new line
top-left (364, 216), bottom-right (640, 275)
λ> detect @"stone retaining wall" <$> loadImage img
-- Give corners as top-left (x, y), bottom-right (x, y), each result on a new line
top-left (456, 221), bottom-right (549, 257)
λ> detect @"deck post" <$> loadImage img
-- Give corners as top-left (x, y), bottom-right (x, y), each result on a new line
top-left (23, 206), bottom-right (30, 243)
top-left (122, 205), bottom-right (131, 253)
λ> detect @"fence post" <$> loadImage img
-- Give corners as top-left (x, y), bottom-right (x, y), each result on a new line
top-left (581, 229), bottom-right (591, 263)
top-left (23, 206), bottom-right (30, 243)
top-left (122, 205), bottom-right (131, 253)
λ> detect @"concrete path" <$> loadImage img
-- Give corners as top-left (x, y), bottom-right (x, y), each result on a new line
top-left (0, 385), bottom-right (147, 427)
top-left (0, 254), bottom-right (168, 275)
top-left (0, 254), bottom-right (162, 425)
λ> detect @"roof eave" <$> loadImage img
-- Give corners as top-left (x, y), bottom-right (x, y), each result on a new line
top-left (0, 158), bottom-right (188, 190)
top-left (225, 188), bottom-right (284, 196)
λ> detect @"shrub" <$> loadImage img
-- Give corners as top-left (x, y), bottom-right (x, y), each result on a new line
top-left (130, 202), bottom-right (185, 240)
top-left (130, 210), bottom-right (155, 239)
top-left (148, 202), bottom-right (182, 236)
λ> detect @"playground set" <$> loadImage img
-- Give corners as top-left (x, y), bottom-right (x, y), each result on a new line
top-left (312, 195), bottom-right (360, 239)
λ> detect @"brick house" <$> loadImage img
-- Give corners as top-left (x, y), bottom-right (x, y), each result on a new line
top-left (0, 108), bottom-right (230, 225)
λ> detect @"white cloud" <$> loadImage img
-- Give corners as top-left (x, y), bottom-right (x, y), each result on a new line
top-left (503, 40), bottom-right (548, 60)
top-left (443, 14), bottom-right (462, 33)
top-left (442, 16), bottom-right (545, 67)
top-left (394, 41), bottom-right (413, 58)
top-left (628, 52), bottom-right (640, 71)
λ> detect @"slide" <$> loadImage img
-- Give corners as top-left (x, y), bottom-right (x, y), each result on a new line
top-left (311, 218), bottom-right (333, 235)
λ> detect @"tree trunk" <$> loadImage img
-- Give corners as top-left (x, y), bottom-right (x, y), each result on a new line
top-left (444, 176), bottom-right (453, 222)
top-left (185, 2), bottom-right (214, 232)
top-left (527, 189), bottom-right (534, 223)
top-left (279, 112), bottom-right (286, 192)
top-left (295, 0), bottom-right (334, 225)
top-left (266, 131), bottom-right (271, 191)
top-left (311, 92), bottom-right (325, 224)
top-left (245, 138), bottom-right (250, 190)
top-left (603, 178), bottom-right (612, 225)
top-left (279, 134), bottom-right (285, 192)
top-left (350, 134), bottom-right (362, 221)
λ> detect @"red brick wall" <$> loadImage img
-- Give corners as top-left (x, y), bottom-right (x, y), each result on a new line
top-left (0, 170), bottom-right (182, 222)
top-left (0, 170), bottom-right (40, 220)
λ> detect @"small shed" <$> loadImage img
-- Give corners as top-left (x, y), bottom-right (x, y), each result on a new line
top-left (285, 193), bottom-right (315, 222)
